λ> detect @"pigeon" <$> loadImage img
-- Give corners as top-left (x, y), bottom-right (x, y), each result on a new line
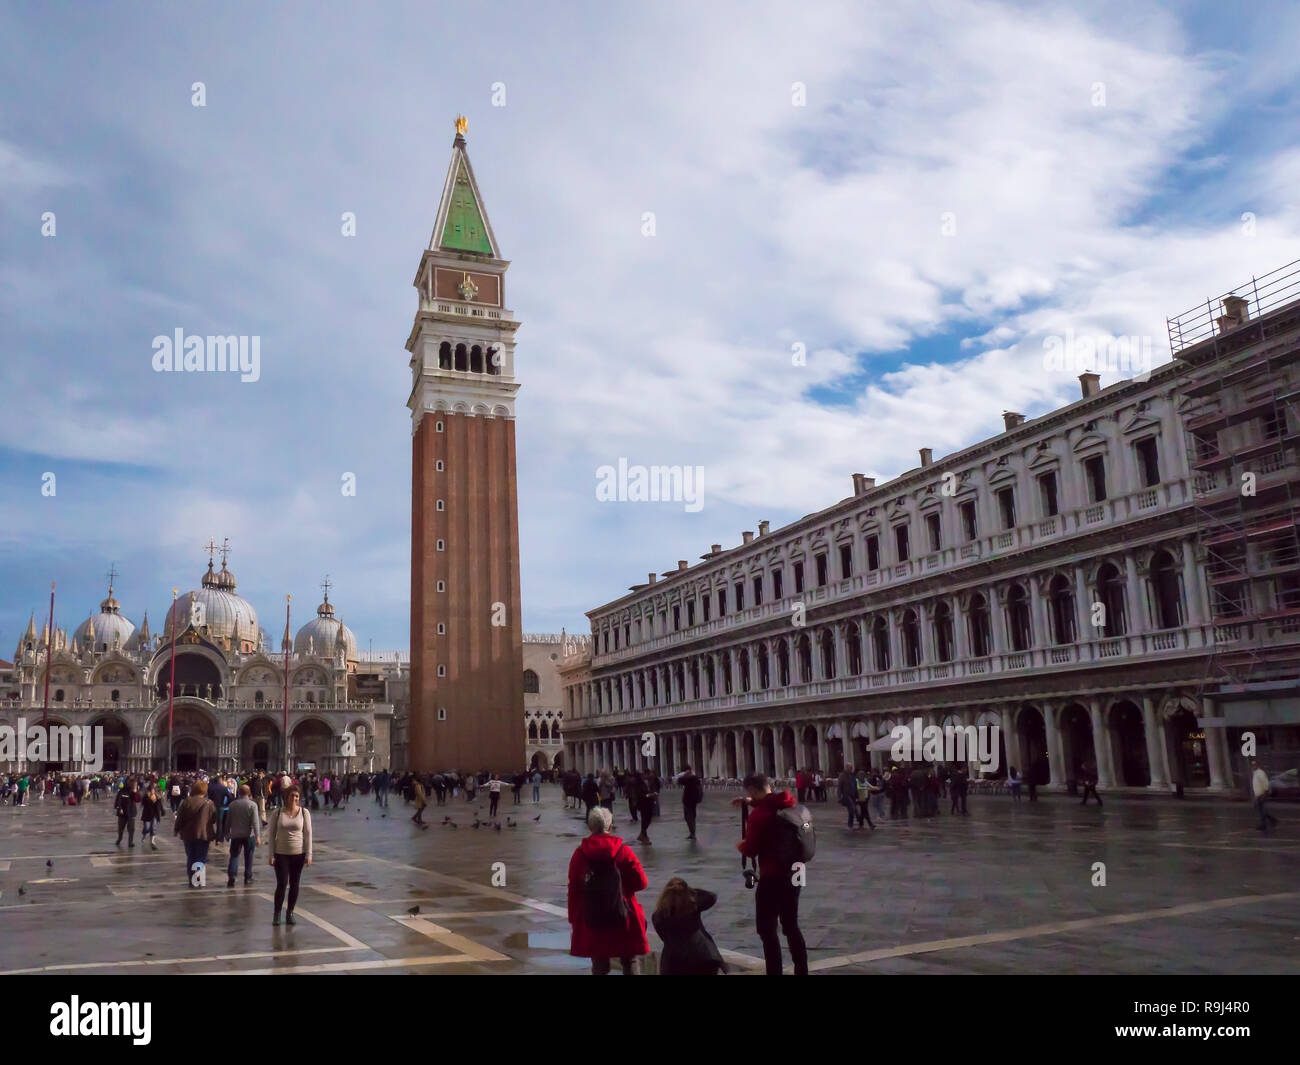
top-left (472, 820), bottom-right (481, 829)
top-left (420, 824), bottom-right (428, 831)
top-left (18, 886), bottom-right (26, 896)
top-left (408, 905), bottom-right (420, 915)
top-left (533, 815), bottom-right (541, 822)
top-left (46, 860), bottom-right (52, 867)
top-left (446, 822), bottom-right (457, 829)
top-left (494, 822), bottom-right (502, 832)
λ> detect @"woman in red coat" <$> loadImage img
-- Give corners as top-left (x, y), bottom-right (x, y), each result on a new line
top-left (568, 805), bottom-right (650, 974)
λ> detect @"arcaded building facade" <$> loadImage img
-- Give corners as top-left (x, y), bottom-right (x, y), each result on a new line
top-left (562, 266), bottom-right (1300, 795)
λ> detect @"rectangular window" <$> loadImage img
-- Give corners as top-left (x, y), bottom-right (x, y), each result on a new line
top-left (815, 553), bottom-right (828, 586)
top-left (1084, 455), bottom-right (1107, 502)
top-left (752, 575), bottom-right (763, 606)
top-left (717, 589), bottom-right (727, 617)
top-left (734, 582), bottom-right (745, 611)
top-left (1135, 437), bottom-right (1160, 487)
top-left (624, 623), bottom-right (630, 645)
top-left (794, 561), bottom-right (805, 594)
top-left (925, 513), bottom-right (941, 552)
top-left (672, 605), bottom-right (680, 631)
top-left (894, 524), bottom-right (910, 562)
top-left (772, 569), bottom-right (784, 600)
top-left (603, 632), bottom-right (609, 654)
top-left (614, 628), bottom-right (620, 649)
top-left (1038, 471), bottom-right (1059, 517)
top-left (702, 597), bottom-right (711, 623)
top-left (839, 544), bottom-right (853, 579)
top-left (686, 601), bottom-right (696, 627)
top-left (997, 487), bottom-right (1016, 530)
top-left (866, 535), bottom-right (880, 571)
top-left (1263, 408), bottom-right (1286, 441)
top-left (960, 500), bottom-right (977, 542)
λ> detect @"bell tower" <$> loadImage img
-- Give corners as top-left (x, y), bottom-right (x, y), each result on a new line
top-left (406, 116), bottom-right (524, 772)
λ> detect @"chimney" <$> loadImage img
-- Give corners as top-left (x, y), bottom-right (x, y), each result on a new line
top-left (647, 573), bottom-right (657, 584)
top-left (711, 544), bottom-right (722, 554)
top-left (919, 448), bottom-right (933, 467)
top-left (852, 473), bottom-right (866, 495)
top-left (1003, 411), bottom-right (1024, 431)
top-left (1217, 294), bottom-right (1250, 334)
top-left (1079, 372), bottom-right (1100, 398)
top-left (741, 531), bottom-right (754, 545)
top-left (677, 560), bottom-right (688, 571)
top-left (758, 520), bottom-right (770, 536)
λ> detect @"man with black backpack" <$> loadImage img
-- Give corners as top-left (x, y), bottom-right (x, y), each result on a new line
top-left (734, 773), bottom-right (812, 976)
top-left (676, 765), bottom-right (703, 840)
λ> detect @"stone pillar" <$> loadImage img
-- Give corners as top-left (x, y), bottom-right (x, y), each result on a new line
top-left (839, 717), bottom-right (853, 772)
top-left (1088, 699), bottom-right (1115, 787)
top-left (1000, 706), bottom-right (1018, 774)
top-left (952, 596), bottom-right (969, 659)
top-left (816, 722), bottom-right (829, 774)
top-left (1044, 703), bottom-right (1066, 787)
top-left (989, 587), bottom-right (1009, 653)
top-left (1124, 554), bottom-right (1145, 634)
top-left (1141, 696), bottom-right (1167, 789)
top-left (1028, 581), bottom-right (1047, 648)
top-left (1181, 538), bottom-right (1204, 626)
top-left (1073, 564), bottom-right (1092, 644)
top-left (1203, 695), bottom-right (1229, 791)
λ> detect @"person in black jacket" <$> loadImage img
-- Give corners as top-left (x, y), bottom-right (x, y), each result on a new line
top-left (652, 878), bottom-right (727, 975)
top-left (140, 783), bottom-right (165, 850)
top-left (114, 778), bottom-right (139, 846)
top-left (675, 766), bottom-right (703, 839)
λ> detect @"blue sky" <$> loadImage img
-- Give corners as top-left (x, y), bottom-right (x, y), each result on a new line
top-left (2, 0), bottom-right (1299, 654)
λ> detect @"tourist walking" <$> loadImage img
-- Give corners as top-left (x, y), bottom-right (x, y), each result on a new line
top-left (597, 770), bottom-right (615, 810)
top-left (226, 784), bottom-right (261, 886)
top-left (652, 878), bottom-right (727, 976)
top-left (1080, 761), bottom-right (1102, 806)
top-left (374, 768), bottom-right (390, 808)
top-left (140, 782), bottom-right (165, 850)
top-left (854, 768), bottom-right (877, 829)
top-left (676, 765), bottom-right (703, 839)
top-left (411, 777), bottom-right (428, 825)
top-left (532, 769), bottom-right (542, 803)
top-left (949, 765), bottom-right (969, 814)
top-left (566, 806), bottom-right (649, 975)
top-left (635, 771), bottom-right (658, 844)
top-left (581, 773), bottom-right (599, 816)
top-left (1252, 759), bottom-right (1279, 831)
top-left (1008, 766), bottom-right (1022, 801)
top-left (114, 778), bottom-right (139, 846)
top-left (486, 774), bottom-right (503, 818)
top-left (174, 780), bottom-right (217, 886)
top-left (838, 765), bottom-right (859, 829)
top-left (269, 785), bottom-right (312, 926)
top-left (734, 773), bottom-right (810, 976)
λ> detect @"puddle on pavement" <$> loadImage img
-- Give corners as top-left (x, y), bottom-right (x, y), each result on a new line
top-left (503, 931), bottom-right (571, 951)
top-left (343, 881), bottom-right (376, 889)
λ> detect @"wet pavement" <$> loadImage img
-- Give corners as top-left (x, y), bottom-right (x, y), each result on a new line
top-left (0, 785), bottom-right (1296, 974)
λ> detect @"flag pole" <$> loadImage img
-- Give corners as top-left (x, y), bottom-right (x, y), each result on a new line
top-left (40, 583), bottom-right (54, 772)
top-left (283, 594), bottom-right (291, 773)
top-left (167, 588), bottom-right (178, 772)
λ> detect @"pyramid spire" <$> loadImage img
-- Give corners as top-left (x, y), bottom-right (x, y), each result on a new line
top-left (430, 116), bottom-right (500, 258)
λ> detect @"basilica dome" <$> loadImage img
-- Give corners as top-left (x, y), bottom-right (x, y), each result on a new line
top-left (162, 561), bottom-right (260, 650)
top-left (294, 594), bottom-right (358, 663)
top-left (73, 588), bottom-right (136, 653)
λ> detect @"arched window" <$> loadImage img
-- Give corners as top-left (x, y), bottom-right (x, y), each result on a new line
top-left (1048, 574), bottom-right (1075, 645)
top-left (969, 595), bottom-right (992, 657)
top-left (1006, 585), bottom-right (1033, 651)
top-left (539, 720), bottom-right (549, 740)
top-left (902, 610), bottom-right (921, 667)
top-left (819, 630), bottom-right (836, 678)
top-left (470, 345), bottom-right (484, 373)
top-left (111, 689), bottom-right (120, 702)
top-left (721, 652), bottom-right (733, 695)
top-left (454, 343), bottom-right (468, 372)
top-left (528, 720), bottom-right (538, 741)
top-left (1151, 549), bottom-right (1183, 629)
top-left (739, 649), bottom-right (751, 692)
top-left (846, 622), bottom-right (862, 674)
top-left (872, 616), bottom-right (891, 671)
top-left (255, 690), bottom-right (264, 705)
top-left (796, 635), bottom-right (813, 683)
top-left (523, 669), bottom-right (540, 694)
top-left (934, 603), bottom-right (954, 662)
top-left (1096, 562), bottom-right (1127, 637)
top-left (486, 347), bottom-right (501, 375)
top-left (306, 691), bottom-right (315, 704)
top-left (55, 689), bottom-right (65, 702)
top-left (776, 640), bottom-right (790, 686)
top-left (438, 342), bottom-right (452, 370)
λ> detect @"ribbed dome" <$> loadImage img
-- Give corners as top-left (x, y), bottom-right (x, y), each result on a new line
top-left (294, 597), bottom-right (357, 661)
top-left (74, 585), bottom-right (136, 652)
top-left (163, 561), bottom-right (259, 646)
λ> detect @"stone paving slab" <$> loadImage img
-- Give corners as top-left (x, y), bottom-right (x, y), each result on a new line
top-left (0, 786), bottom-right (1296, 974)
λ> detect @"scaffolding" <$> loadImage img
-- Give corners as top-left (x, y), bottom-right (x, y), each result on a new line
top-left (1168, 259), bottom-right (1300, 704)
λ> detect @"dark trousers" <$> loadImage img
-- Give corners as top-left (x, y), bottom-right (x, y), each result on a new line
top-left (273, 852), bottom-right (307, 914)
top-left (116, 813), bottom-right (135, 844)
top-left (1080, 783), bottom-right (1102, 805)
top-left (855, 800), bottom-right (875, 828)
top-left (637, 800), bottom-right (654, 837)
top-left (683, 802), bottom-right (698, 837)
top-left (950, 789), bottom-right (967, 814)
top-left (1027, 780), bottom-right (1038, 802)
top-left (184, 839), bottom-right (210, 885)
top-left (489, 793), bottom-right (500, 816)
top-left (591, 956), bottom-right (641, 975)
top-left (755, 878), bottom-right (808, 976)
top-left (227, 836), bottom-right (256, 880)
top-left (1256, 796), bottom-right (1279, 829)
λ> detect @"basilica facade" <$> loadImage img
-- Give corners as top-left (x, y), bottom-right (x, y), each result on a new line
top-left (0, 552), bottom-right (392, 774)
